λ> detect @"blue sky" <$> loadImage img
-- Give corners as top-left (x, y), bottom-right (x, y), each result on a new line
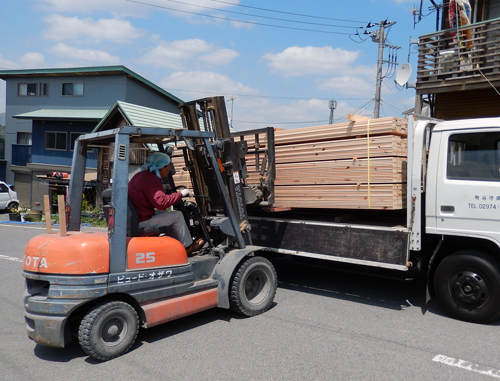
top-left (0, 0), bottom-right (438, 130)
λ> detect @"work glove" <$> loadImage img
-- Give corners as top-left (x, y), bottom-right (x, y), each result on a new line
top-left (181, 189), bottom-right (194, 198)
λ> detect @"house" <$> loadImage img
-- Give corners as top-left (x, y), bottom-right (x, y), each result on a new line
top-left (91, 100), bottom-right (185, 207)
top-left (0, 65), bottom-right (184, 207)
top-left (415, 0), bottom-right (500, 119)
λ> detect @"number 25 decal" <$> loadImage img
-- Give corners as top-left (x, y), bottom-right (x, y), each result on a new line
top-left (136, 252), bottom-right (155, 264)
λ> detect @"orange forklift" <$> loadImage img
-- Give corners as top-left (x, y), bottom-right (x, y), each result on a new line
top-left (22, 97), bottom-right (277, 361)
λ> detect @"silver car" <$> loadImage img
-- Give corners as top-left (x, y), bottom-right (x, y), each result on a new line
top-left (0, 181), bottom-right (19, 211)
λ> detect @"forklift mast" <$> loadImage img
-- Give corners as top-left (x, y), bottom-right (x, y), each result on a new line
top-left (179, 97), bottom-right (252, 245)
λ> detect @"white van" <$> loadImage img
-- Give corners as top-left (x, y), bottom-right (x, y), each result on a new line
top-left (0, 181), bottom-right (19, 211)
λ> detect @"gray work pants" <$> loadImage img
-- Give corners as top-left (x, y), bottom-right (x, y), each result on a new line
top-left (138, 210), bottom-right (192, 248)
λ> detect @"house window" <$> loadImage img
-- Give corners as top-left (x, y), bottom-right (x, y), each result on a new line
top-left (39, 83), bottom-right (49, 96)
top-left (45, 131), bottom-right (67, 151)
top-left (17, 132), bottom-right (32, 145)
top-left (18, 83), bottom-right (37, 96)
top-left (62, 83), bottom-right (84, 96)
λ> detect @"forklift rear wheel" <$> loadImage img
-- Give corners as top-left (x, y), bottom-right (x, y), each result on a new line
top-left (78, 301), bottom-right (139, 361)
top-left (434, 250), bottom-right (500, 324)
top-left (230, 256), bottom-right (277, 316)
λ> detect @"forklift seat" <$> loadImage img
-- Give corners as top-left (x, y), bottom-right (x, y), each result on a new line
top-left (127, 200), bottom-right (167, 237)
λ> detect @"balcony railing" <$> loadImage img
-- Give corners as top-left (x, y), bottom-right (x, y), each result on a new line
top-left (417, 17), bottom-right (500, 94)
top-left (11, 144), bottom-right (32, 166)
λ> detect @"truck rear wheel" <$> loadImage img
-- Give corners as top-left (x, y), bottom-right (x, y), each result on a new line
top-left (230, 256), bottom-right (277, 317)
top-left (78, 301), bottom-right (139, 361)
top-left (434, 250), bottom-right (500, 323)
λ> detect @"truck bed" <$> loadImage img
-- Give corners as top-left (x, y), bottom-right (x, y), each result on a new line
top-left (249, 209), bottom-right (409, 271)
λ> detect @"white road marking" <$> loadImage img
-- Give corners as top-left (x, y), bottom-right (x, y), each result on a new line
top-left (0, 254), bottom-right (23, 263)
top-left (0, 222), bottom-right (49, 230)
top-left (433, 355), bottom-right (500, 378)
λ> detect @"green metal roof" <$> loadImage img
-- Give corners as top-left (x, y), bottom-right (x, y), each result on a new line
top-left (93, 101), bottom-right (184, 132)
top-left (0, 65), bottom-right (184, 105)
top-left (14, 109), bottom-right (107, 121)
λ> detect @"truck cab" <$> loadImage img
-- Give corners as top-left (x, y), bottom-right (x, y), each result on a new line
top-left (426, 118), bottom-right (500, 243)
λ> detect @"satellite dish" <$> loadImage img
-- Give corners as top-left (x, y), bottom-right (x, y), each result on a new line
top-left (395, 62), bottom-right (412, 86)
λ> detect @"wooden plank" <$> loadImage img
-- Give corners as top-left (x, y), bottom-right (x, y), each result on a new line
top-left (273, 184), bottom-right (406, 210)
top-left (57, 194), bottom-right (67, 237)
top-left (170, 154), bottom-right (191, 186)
top-left (246, 157), bottom-right (406, 185)
top-left (44, 195), bottom-right (52, 234)
top-left (271, 136), bottom-right (407, 164)
top-left (243, 117), bottom-right (408, 147)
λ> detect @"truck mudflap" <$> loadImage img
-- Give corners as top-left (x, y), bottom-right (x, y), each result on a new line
top-left (211, 245), bottom-right (266, 309)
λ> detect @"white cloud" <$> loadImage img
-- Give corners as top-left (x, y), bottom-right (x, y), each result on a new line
top-left (20, 53), bottom-right (45, 68)
top-left (227, 97), bottom-right (360, 131)
top-left (230, 19), bottom-right (254, 29)
top-left (43, 14), bottom-right (144, 43)
top-left (318, 76), bottom-right (374, 97)
top-left (0, 56), bottom-right (21, 70)
top-left (199, 49), bottom-right (240, 65)
top-left (139, 39), bottom-right (239, 69)
top-left (160, 71), bottom-right (258, 97)
top-left (50, 43), bottom-right (120, 64)
top-left (263, 46), bottom-right (372, 77)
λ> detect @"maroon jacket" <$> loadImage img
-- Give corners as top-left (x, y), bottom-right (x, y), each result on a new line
top-left (128, 170), bottom-right (183, 222)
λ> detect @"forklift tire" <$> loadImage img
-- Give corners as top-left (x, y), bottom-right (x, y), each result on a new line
top-left (434, 250), bottom-right (500, 324)
top-left (78, 301), bottom-right (139, 361)
top-left (230, 256), bottom-right (277, 317)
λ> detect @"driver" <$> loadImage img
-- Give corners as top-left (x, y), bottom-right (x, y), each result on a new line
top-left (128, 152), bottom-right (204, 254)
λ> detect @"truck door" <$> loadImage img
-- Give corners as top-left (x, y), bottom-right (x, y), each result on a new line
top-left (435, 129), bottom-right (500, 240)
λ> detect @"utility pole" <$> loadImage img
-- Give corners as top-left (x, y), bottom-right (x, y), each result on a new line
top-left (329, 99), bottom-right (337, 124)
top-left (227, 95), bottom-right (235, 130)
top-left (373, 22), bottom-right (385, 119)
top-left (365, 20), bottom-right (398, 119)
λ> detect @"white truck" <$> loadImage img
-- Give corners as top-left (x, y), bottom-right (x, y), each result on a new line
top-left (243, 116), bottom-right (500, 324)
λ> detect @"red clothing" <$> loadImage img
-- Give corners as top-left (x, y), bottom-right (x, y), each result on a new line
top-left (128, 170), bottom-right (183, 222)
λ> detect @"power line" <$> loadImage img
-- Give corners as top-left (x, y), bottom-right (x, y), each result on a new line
top-left (127, 0), bottom-right (354, 34)
top-left (155, 0), bottom-right (361, 29)
top-left (209, 0), bottom-right (368, 24)
top-left (38, 75), bottom-right (370, 102)
top-left (382, 80), bottom-right (409, 112)
top-left (159, 86), bottom-right (369, 101)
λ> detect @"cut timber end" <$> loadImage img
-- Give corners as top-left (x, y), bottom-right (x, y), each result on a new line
top-left (347, 114), bottom-right (373, 122)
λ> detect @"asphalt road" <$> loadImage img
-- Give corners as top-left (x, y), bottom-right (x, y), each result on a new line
top-left (1, 213), bottom-right (500, 380)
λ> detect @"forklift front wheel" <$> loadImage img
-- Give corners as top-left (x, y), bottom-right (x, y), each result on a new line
top-left (78, 301), bottom-right (139, 361)
top-left (230, 256), bottom-right (277, 317)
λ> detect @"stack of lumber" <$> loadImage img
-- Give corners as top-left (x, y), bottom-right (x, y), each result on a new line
top-left (244, 115), bottom-right (408, 210)
top-left (170, 154), bottom-right (191, 186)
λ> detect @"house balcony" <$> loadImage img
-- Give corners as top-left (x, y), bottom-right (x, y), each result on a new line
top-left (11, 144), bottom-right (32, 166)
top-left (416, 17), bottom-right (500, 95)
